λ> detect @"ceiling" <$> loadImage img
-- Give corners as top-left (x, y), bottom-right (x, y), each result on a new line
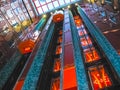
top-left (32, 0), bottom-right (80, 14)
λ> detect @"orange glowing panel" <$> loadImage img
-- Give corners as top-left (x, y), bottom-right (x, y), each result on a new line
top-left (18, 39), bottom-right (35, 54)
top-left (80, 37), bottom-right (92, 47)
top-left (53, 14), bottom-right (64, 23)
top-left (57, 36), bottom-right (62, 44)
top-left (59, 30), bottom-right (62, 35)
top-left (54, 59), bottom-right (61, 72)
top-left (74, 16), bottom-right (80, 20)
top-left (88, 65), bottom-right (112, 90)
top-left (57, 17), bottom-right (61, 21)
top-left (56, 45), bottom-right (62, 55)
top-left (74, 19), bottom-right (82, 27)
top-left (51, 78), bottom-right (60, 90)
top-left (24, 47), bottom-right (31, 52)
top-left (85, 50), bottom-right (100, 62)
top-left (63, 66), bottom-right (77, 90)
top-left (74, 16), bottom-right (82, 27)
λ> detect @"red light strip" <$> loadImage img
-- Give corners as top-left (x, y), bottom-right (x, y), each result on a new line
top-left (56, 45), bottom-right (62, 55)
top-left (85, 50), bottom-right (100, 63)
top-left (53, 60), bottom-right (61, 72)
top-left (57, 36), bottom-right (62, 43)
top-left (89, 66), bottom-right (112, 90)
top-left (51, 78), bottom-right (60, 90)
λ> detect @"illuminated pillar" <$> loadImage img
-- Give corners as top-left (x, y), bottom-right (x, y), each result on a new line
top-left (69, 10), bottom-right (89, 90)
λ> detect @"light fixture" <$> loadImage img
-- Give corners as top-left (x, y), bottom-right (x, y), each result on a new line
top-left (62, 8), bottom-right (64, 10)
top-left (94, 0), bottom-right (97, 2)
top-left (50, 12), bottom-right (53, 15)
top-left (43, 14), bottom-right (47, 18)
top-left (67, 5), bottom-right (70, 9)
top-left (75, 3), bottom-right (78, 6)
top-left (55, 10), bottom-right (57, 13)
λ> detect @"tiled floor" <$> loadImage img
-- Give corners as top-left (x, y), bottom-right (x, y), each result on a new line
top-left (81, 3), bottom-right (120, 54)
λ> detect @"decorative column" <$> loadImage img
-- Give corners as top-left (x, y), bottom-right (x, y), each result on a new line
top-left (69, 10), bottom-right (89, 90)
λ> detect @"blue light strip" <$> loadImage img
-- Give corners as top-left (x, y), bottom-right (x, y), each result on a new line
top-left (77, 6), bottom-right (120, 78)
top-left (22, 22), bottom-right (55, 90)
top-left (69, 11), bottom-right (89, 90)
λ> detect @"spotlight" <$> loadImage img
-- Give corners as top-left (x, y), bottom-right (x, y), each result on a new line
top-left (67, 5), bottom-right (70, 9)
top-left (43, 14), bottom-right (47, 18)
top-left (50, 12), bottom-right (53, 15)
top-left (55, 10), bottom-right (58, 14)
top-left (75, 3), bottom-right (78, 6)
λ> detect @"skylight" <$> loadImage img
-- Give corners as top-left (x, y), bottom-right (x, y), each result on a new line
top-left (32, 0), bottom-right (79, 15)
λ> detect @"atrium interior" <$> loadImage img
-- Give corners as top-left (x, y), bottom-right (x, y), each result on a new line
top-left (0, 0), bottom-right (120, 90)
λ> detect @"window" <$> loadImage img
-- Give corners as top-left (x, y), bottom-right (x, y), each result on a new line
top-left (65, 0), bottom-right (70, 4)
top-left (42, 5), bottom-right (48, 12)
top-left (38, 7), bottom-right (43, 14)
top-left (48, 3), bottom-right (54, 10)
top-left (46, 0), bottom-right (51, 3)
top-left (59, 0), bottom-right (64, 5)
top-left (7, 10), bottom-right (13, 18)
top-left (40, 1), bottom-right (46, 5)
top-left (53, 1), bottom-right (59, 8)
top-left (34, 0), bottom-right (40, 7)
top-left (33, 0), bottom-right (79, 15)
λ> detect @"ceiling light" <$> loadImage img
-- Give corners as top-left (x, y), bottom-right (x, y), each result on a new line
top-left (55, 10), bottom-right (58, 12)
top-left (50, 12), bottom-right (53, 15)
top-left (43, 14), bottom-right (47, 18)
top-left (75, 3), bottom-right (78, 6)
top-left (67, 5), bottom-right (70, 9)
